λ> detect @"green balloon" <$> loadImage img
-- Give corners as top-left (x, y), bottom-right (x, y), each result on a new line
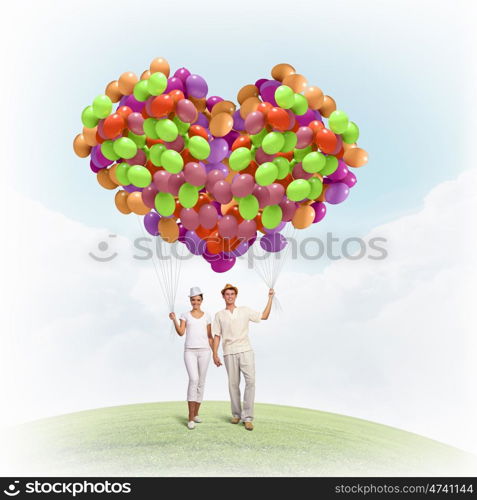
top-left (92, 95), bottom-right (112, 119)
top-left (255, 162), bottom-right (278, 186)
top-left (341, 121), bottom-right (360, 144)
top-left (302, 151), bottom-right (326, 173)
top-left (308, 177), bottom-right (323, 200)
top-left (274, 85), bottom-right (295, 109)
top-left (155, 192), bottom-right (175, 216)
top-left (128, 131), bottom-right (146, 148)
top-left (127, 165), bottom-right (152, 188)
top-left (156, 119), bottom-right (178, 142)
top-left (239, 194), bottom-right (259, 220)
top-left (262, 205), bottom-right (283, 229)
top-left (262, 131), bottom-right (285, 155)
top-left (320, 155), bottom-right (339, 175)
top-left (291, 94), bottom-right (308, 115)
top-left (251, 128), bottom-right (267, 147)
top-left (81, 105), bottom-right (99, 128)
top-left (281, 131), bottom-right (297, 153)
top-left (273, 157), bottom-right (290, 180)
top-left (173, 115), bottom-right (190, 134)
top-left (149, 143), bottom-right (166, 166)
top-left (179, 183), bottom-right (199, 208)
top-left (115, 162), bottom-right (130, 185)
top-left (101, 140), bottom-right (120, 161)
top-left (113, 137), bottom-right (137, 159)
top-left (147, 72), bottom-right (167, 96)
top-left (161, 149), bottom-right (184, 173)
top-left (143, 118), bottom-right (159, 139)
top-left (188, 136), bottom-right (210, 160)
top-left (329, 110), bottom-right (349, 134)
top-left (133, 80), bottom-right (150, 102)
top-left (294, 145), bottom-right (312, 162)
top-left (287, 179), bottom-right (311, 201)
top-left (229, 147), bottom-right (252, 171)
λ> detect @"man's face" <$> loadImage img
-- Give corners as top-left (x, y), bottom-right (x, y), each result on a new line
top-left (223, 290), bottom-right (236, 305)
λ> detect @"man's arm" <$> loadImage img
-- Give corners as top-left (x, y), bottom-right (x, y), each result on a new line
top-left (261, 289), bottom-right (275, 320)
top-left (212, 335), bottom-right (222, 366)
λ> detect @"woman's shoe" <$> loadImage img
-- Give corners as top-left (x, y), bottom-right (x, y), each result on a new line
top-left (187, 421), bottom-right (196, 430)
top-left (193, 416), bottom-right (202, 423)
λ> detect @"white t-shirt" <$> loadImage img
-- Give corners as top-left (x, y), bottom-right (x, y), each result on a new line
top-left (180, 311), bottom-right (212, 349)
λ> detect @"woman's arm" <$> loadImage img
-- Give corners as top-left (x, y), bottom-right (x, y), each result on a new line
top-left (207, 323), bottom-right (214, 350)
top-left (169, 312), bottom-right (186, 336)
top-left (261, 289), bottom-right (275, 320)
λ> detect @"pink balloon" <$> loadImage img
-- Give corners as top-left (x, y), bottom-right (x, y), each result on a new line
top-left (244, 111), bottom-right (265, 135)
top-left (231, 174), bottom-right (255, 198)
top-left (176, 99), bottom-right (198, 123)
top-left (127, 112), bottom-right (144, 135)
top-left (267, 183), bottom-right (285, 205)
top-left (163, 135), bottom-right (185, 153)
top-left (218, 215), bottom-right (238, 238)
top-left (295, 127), bottom-right (314, 149)
top-left (279, 198), bottom-right (298, 221)
top-left (184, 162), bottom-right (207, 186)
top-left (237, 219), bottom-right (257, 240)
top-left (292, 162), bottom-right (313, 180)
top-left (180, 208), bottom-right (200, 230)
top-left (142, 185), bottom-right (158, 208)
top-left (206, 169), bottom-right (226, 192)
top-left (199, 203), bottom-right (219, 229)
top-left (255, 147), bottom-right (276, 165)
top-left (213, 180), bottom-right (233, 204)
top-left (153, 170), bottom-right (171, 192)
top-left (286, 110), bottom-right (296, 130)
top-left (125, 149), bottom-right (147, 165)
top-left (342, 171), bottom-right (357, 188)
top-left (253, 184), bottom-right (271, 208)
top-left (168, 172), bottom-right (186, 196)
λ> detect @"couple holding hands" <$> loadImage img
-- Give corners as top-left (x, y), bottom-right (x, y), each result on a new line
top-left (169, 283), bottom-right (274, 431)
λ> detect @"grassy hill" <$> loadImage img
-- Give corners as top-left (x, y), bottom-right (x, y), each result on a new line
top-left (4, 401), bottom-right (477, 476)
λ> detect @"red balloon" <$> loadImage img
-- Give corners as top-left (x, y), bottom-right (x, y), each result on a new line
top-left (116, 106), bottom-right (133, 120)
top-left (257, 102), bottom-right (273, 116)
top-left (232, 135), bottom-right (251, 151)
top-left (315, 128), bottom-right (338, 154)
top-left (150, 94), bottom-right (174, 118)
top-left (267, 107), bottom-right (290, 131)
top-left (169, 89), bottom-right (185, 103)
top-left (188, 125), bottom-right (208, 140)
top-left (102, 113), bottom-right (125, 139)
top-left (309, 120), bottom-right (324, 134)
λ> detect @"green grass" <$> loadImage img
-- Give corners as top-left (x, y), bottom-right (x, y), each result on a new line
top-left (5, 401), bottom-right (477, 476)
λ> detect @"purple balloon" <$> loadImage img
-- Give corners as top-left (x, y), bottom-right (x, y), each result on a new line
top-left (237, 219), bottom-right (257, 240)
top-left (184, 230), bottom-right (206, 255)
top-left (342, 171), bottom-right (357, 188)
top-left (231, 174), bottom-right (255, 198)
top-left (206, 96), bottom-right (223, 112)
top-left (264, 221), bottom-right (286, 234)
top-left (125, 149), bottom-right (147, 166)
top-left (205, 162), bottom-right (229, 177)
top-left (260, 80), bottom-right (281, 106)
top-left (296, 109), bottom-right (317, 127)
top-left (325, 182), bottom-right (350, 204)
top-left (222, 130), bottom-right (240, 148)
top-left (127, 112), bottom-right (144, 135)
top-left (89, 160), bottom-right (103, 173)
top-left (213, 180), bottom-right (233, 204)
top-left (253, 185), bottom-right (271, 208)
top-left (186, 74), bottom-right (208, 99)
top-left (260, 232), bottom-right (287, 252)
top-left (118, 95), bottom-right (128, 107)
top-left (310, 201), bottom-right (326, 223)
top-left (153, 170), bottom-right (171, 192)
top-left (225, 240), bottom-right (250, 258)
top-left (184, 162), bottom-right (207, 187)
top-left (142, 185), bottom-right (158, 208)
top-left (123, 184), bottom-right (141, 193)
top-left (168, 172), bottom-right (186, 196)
top-left (180, 208), bottom-right (200, 230)
top-left (232, 110), bottom-right (245, 131)
top-left (295, 127), bottom-right (314, 149)
top-left (211, 254), bottom-right (236, 273)
top-left (255, 78), bottom-right (268, 90)
top-left (123, 95), bottom-right (145, 113)
top-left (327, 160), bottom-right (348, 181)
top-left (202, 249), bottom-right (220, 263)
top-left (267, 183), bottom-right (285, 205)
top-left (144, 211), bottom-right (161, 236)
top-left (91, 145), bottom-right (113, 168)
top-left (208, 138), bottom-right (229, 163)
top-left (193, 112), bottom-right (209, 129)
top-left (165, 77), bottom-right (184, 93)
top-left (174, 67), bottom-right (191, 82)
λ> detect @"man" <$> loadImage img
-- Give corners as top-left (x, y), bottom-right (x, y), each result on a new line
top-left (212, 283), bottom-right (274, 431)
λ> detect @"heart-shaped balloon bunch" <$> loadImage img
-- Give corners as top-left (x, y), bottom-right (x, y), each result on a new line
top-left (73, 57), bottom-right (368, 273)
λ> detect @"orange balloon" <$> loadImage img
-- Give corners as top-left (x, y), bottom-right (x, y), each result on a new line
top-left (82, 126), bottom-right (98, 147)
top-left (118, 72), bottom-right (138, 95)
top-left (206, 230), bottom-right (223, 254)
top-left (188, 124), bottom-right (209, 140)
top-left (343, 147), bottom-right (368, 168)
top-left (319, 95), bottom-right (337, 118)
top-left (211, 100), bottom-right (236, 117)
top-left (221, 200), bottom-right (237, 216)
top-left (292, 205), bottom-right (315, 229)
top-left (126, 191), bottom-right (150, 215)
top-left (304, 86), bottom-right (324, 110)
top-left (271, 63), bottom-right (296, 82)
top-left (97, 168), bottom-right (117, 189)
top-left (210, 112), bottom-right (234, 137)
top-left (267, 107), bottom-right (290, 131)
top-left (73, 134), bottom-right (91, 158)
top-left (115, 190), bottom-right (131, 214)
top-left (159, 217), bottom-right (179, 243)
top-left (282, 74), bottom-right (308, 93)
top-left (105, 80), bottom-right (122, 103)
top-left (196, 224), bottom-right (216, 239)
top-left (108, 164), bottom-right (120, 185)
top-left (188, 96), bottom-right (207, 113)
top-left (237, 84), bottom-right (259, 104)
top-left (240, 96), bottom-right (261, 119)
top-left (343, 142), bottom-right (358, 152)
top-left (150, 57), bottom-right (170, 77)
top-left (140, 70), bottom-right (151, 80)
top-left (317, 184), bottom-right (328, 202)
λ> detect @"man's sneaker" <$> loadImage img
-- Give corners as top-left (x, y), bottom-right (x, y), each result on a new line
top-left (244, 421), bottom-right (254, 431)
top-left (231, 417), bottom-right (241, 424)
top-left (187, 421), bottom-right (196, 430)
top-left (193, 416), bottom-right (202, 423)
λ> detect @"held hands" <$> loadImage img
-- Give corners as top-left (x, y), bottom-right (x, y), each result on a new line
top-left (268, 288), bottom-right (275, 297)
top-left (213, 355), bottom-right (222, 367)
top-left (169, 312), bottom-right (176, 321)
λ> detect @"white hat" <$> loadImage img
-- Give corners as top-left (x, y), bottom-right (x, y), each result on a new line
top-left (188, 286), bottom-right (203, 297)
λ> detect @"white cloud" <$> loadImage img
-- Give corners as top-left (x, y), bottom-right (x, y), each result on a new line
top-left (0, 169), bottom-right (476, 463)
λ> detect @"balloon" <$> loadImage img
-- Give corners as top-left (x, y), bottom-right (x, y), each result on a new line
top-left (231, 173), bottom-right (255, 197)
top-left (319, 95), bottom-right (337, 118)
top-left (273, 157), bottom-right (290, 180)
top-left (327, 160), bottom-right (349, 181)
top-left (142, 185), bottom-right (158, 208)
top-left (325, 182), bottom-right (350, 204)
top-left (342, 171), bottom-right (357, 188)
top-left (155, 191), bottom-right (175, 216)
top-left (262, 131), bottom-right (285, 155)
top-left (267, 107), bottom-right (290, 130)
top-left (92, 95), bottom-right (112, 119)
top-left (155, 118), bottom-right (178, 142)
top-left (274, 85), bottom-right (295, 109)
top-left (115, 190), bottom-right (131, 214)
top-left (302, 151), bottom-right (326, 173)
top-left (239, 96), bottom-right (261, 119)
top-left (287, 179), bottom-right (311, 201)
top-left (304, 86), bottom-right (324, 110)
top-left (296, 109), bottom-right (319, 127)
top-left (73, 134), bottom-right (91, 158)
top-left (133, 80), bottom-right (150, 102)
top-left (225, 240), bottom-right (250, 257)
top-left (267, 183), bottom-right (285, 205)
top-left (211, 254), bottom-right (236, 273)
top-left (292, 205), bottom-right (315, 229)
top-left (282, 73), bottom-right (307, 93)
top-left (206, 96), bottom-right (223, 111)
top-left (159, 217), bottom-right (179, 243)
top-left (127, 191), bottom-right (150, 214)
top-left (176, 99), bottom-right (198, 123)
top-left (127, 165), bottom-right (152, 187)
top-left (161, 149), bottom-right (184, 173)
top-left (185, 74), bottom-right (208, 98)
top-left (97, 168), bottom-right (117, 189)
top-left (105, 80), bottom-right (122, 102)
top-left (244, 111), bottom-right (265, 135)
top-left (308, 177), bottom-right (323, 199)
top-left (180, 207), bottom-right (200, 230)
top-left (218, 215), bottom-right (238, 238)
top-left (237, 84), bottom-right (259, 104)
top-left (238, 194), bottom-right (259, 220)
top-left (206, 168), bottom-right (226, 192)
top-left (179, 183), bottom-right (199, 208)
top-left (91, 145), bottom-right (113, 168)
top-left (320, 155), bottom-right (338, 176)
top-left (144, 211), bottom-right (161, 235)
top-left (113, 137), bottom-right (137, 159)
top-left (343, 147), bottom-right (368, 167)
top-left (81, 106), bottom-right (99, 128)
top-left (229, 147), bottom-right (252, 171)
top-left (207, 138), bottom-right (228, 163)
top-left (328, 110), bottom-right (349, 135)
top-left (271, 63), bottom-right (296, 82)
top-left (153, 169), bottom-right (171, 191)
top-left (315, 128), bottom-right (338, 154)
top-left (102, 113), bottom-right (125, 139)
top-left (184, 162), bottom-right (207, 186)
top-left (127, 113), bottom-right (144, 135)
top-left (168, 172), bottom-right (186, 195)
top-left (255, 162), bottom-right (278, 186)
top-left (296, 127), bottom-right (314, 149)
top-left (188, 136), bottom-right (210, 160)
top-left (260, 80), bottom-right (281, 106)
top-left (118, 72), bottom-right (138, 94)
top-left (260, 232), bottom-right (287, 252)
top-left (150, 94), bottom-right (174, 117)
top-left (147, 72), bottom-right (168, 96)
top-left (310, 201), bottom-right (326, 223)
top-left (291, 94), bottom-right (308, 115)
top-left (210, 112), bottom-right (234, 137)
top-left (123, 94), bottom-right (144, 113)
top-left (233, 110), bottom-right (245, 131)
top-left (213, 180), bottom-right (233, 204)
top-left (150, 57), bottom-right (171, 77)
top-left (211, 100), bottom-right (236, 117)
top-left (341, 121), bottom-right (360, 144)
top-left (198, 203), bottom-right (219, 229)
top-left (261, 205), bottom-right (282, 229)
top-left (237, 219), bottom-right (257, 240)
top-left (184, 230), bottom-right (206, 255)
top-left (164, 134), bottom-right (185, 152)
top-left (252, 184), bottom-right (271, 208)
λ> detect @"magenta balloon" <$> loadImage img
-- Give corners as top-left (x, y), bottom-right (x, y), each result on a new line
top-left (310, 201), bottom-right (326, 223)
top-left (225, 240), bottom-right (249, 257)
top-left (168, 172), bottom-right (186, 196)
top-left (165, 77), bottom-right (184, 93)
top-left (267, 183), bottom-right (285, 205)
top-left (199, 203), bottom-right (219, 229)
top-left (91, 145), bottom-right (112, 168)
top-left (174, 67), bottom-right (191, 82)
top-left (252, 184), bottom-right (271, 208)
top-left (295, 127), bottom-right (314, 149)
top-left (232, 110), bottom-right (245, 131)
top-left (279, 198), bottom-right (298, 221)
top-left (206, 96), bottom-right (223, 112)
top-left (164, 135), bottom-right (185, 153)
top-left (142, 185), bottom-right (158, 208)
top-left (125, 149), bottom-right (147, 165)
top-left (292, 163), bottom-right (313, 180)
top-left (325, 182), bottom-right (350, 204)
top-left (178, 222), bottom-right (187, 242)
top-left (176, 99), bottom-right (198, 123)
top-left (244, 111), bottom-right (265, 135)
top-left (123, 94), bottom-right (144, 113)
top-left (260, 232), bottom-right (287, 252)
top-left (206, 169), bottom-right (226, 192)
top-left (342, 171), bottom-right (357, 188)
top-left (184, 162), bottom-right (207, 186)
top-left (260, 80), bottom-right (280, 105)
top-left (89, 160), bottom-right (103, 173)
top-left (213, 180), bottom-right (233, 204)
top-left (208, 138), bottom-right (229, 163)
top-left (218, 215), bottom-right (238, 238)
top-left (237, 219), bottom-right (257, 240)
top-left (144, 211), bottom-right (161, 236)
top-left (231, 173), bottom-right (255, 198)
top-left (222, 130), bottom-right (240, 148)
top-left (180, 208), bottom-right (200, 230)
top-left (123, 184), bottom-right (141, 193)
top-left (211, 254), bottom-right (236, 273)
top-left (127, 112), bottom-right (144, 135)
top-left (255, 78), bottom-right (268, 90)
top-left (255, 147), bottom-right (276, 165)
top-left (185, 74), bottom-right (208, 99)
top-left (153, 170), bottom-right (171, 192)
top-left (97, 120), bottom-right (108, 140)
top-left (327, 159), bottom-right (348, 181)
top-left (296, 109), bottom-right (316, 127)
top-left (211, 201), bottom-right (222, 214)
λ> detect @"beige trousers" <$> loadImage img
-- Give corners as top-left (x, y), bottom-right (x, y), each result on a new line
top-left (223, 350), bottom-right (255, 422)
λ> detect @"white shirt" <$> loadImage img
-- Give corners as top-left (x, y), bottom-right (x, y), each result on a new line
top-left (212, 306), bottom-right (261, 355)
top-left (180, 311), bottom-right (212, 349)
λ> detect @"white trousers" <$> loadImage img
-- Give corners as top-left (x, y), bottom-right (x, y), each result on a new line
top-left (184, 348), bottom-right (211, 402)
top-left (224, 350), bottom-right (255, 422)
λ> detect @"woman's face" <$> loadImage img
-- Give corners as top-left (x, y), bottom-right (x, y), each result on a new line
top-left (190, 295), bottom-right (203, 308)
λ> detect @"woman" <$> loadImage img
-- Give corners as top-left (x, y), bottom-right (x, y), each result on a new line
top-left (169, 286), bottom-right (213, 430)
